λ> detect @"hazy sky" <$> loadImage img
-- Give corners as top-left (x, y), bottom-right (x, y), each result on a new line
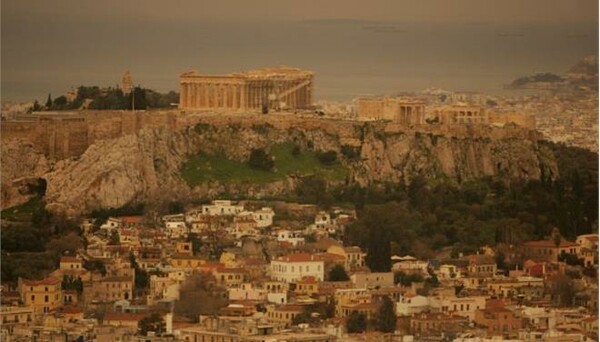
top-left (3, 0), bottom-right (598, 23)
top-left (2, 0), bottom-right (598, 101)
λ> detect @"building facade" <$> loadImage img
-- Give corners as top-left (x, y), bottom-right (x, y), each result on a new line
top-left (179, 66), bottom-right (313, 111)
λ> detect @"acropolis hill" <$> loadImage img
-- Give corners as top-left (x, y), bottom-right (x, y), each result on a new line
top-left (1, 67), bottom-right (555, 213)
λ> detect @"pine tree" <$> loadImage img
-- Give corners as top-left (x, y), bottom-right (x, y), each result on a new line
top-left (346, 311), bottom-right (367, 333)
top-left (45, 94), bottom-right (53, 109)
top-left (328, 264), bottom-right (350, 281)
top-left (376, 296), bottom-right (397, 333)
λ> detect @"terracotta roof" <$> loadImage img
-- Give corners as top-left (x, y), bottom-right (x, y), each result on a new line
top-left (297, 276), bottom-right (318, 284)
top-left (21, 276), bottom-right (61, 286)
top-left (315, 252), bottom-right (346, 262)
top-left (60, 256), bottom-right (81, 263)
top-left (524, 240), bottom-right (579, 248)
top-left (275, 304), bottom-right (304, 312)
top-left (57, 306), bottom-right (84, 314)
top-left (466, 255), bottom-right (496, 265)
top-left (275, 253), bottom-right (320, 263)
top-left (104, 312), bottom-right (146, 322)
top-left (118, 216), bottom-right (144, 224)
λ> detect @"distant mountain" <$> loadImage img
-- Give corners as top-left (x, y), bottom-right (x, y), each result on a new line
top-left (508, 56), bottom-right (598, 90)
top-left (567, 55), bottom-right (598, 76)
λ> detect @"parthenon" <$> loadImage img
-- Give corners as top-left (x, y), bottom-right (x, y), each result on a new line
top-left (179, 66), bottom-right (314, 111)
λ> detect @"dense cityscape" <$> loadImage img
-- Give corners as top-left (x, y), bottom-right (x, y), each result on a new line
top-left (1, 1), bottom-right (598, 342)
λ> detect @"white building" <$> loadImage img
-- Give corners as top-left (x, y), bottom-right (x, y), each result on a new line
top-left (228, 283), bottom-right (267, 301)
top-left (252, 207), bottom-right (275, 228)
top-left (165, 221), bottom-right (188, 239)
top-left (100, 217), bottom-right (122, 231)
top-left (351, 272), bottom-right (394, 289)
top-left (438, 264), bottom-right (461, 280)
top-left (392, 255), bottom-right (429, 273)
top-left (396, 294), bottom-right (430, 316)
top-left (274, 229), bottom-right (305, 247)
top-left (201, 200), bottom-right (244, 216)
top-left (270, 253), bottom-right (324, 283)
top-left (315, 212), bottom-right (332, 228)
top-left (430, 295), bottom-right (486, 321)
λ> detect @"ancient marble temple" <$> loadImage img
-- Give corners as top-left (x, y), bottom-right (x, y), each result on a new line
top-left (179, 66), bottom-right (314, 111)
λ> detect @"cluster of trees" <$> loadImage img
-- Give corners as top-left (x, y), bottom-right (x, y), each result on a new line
top-left (31, 87), bottom-right (179, 112)
top-left (346, 296), bottom-right (396, 333)
top-left (62, 275), bottom-right (84, 295)
top-left (292, 300), bottom-right (336, 325)
top-left (1, 198), bottom-right (84, 284)
top-left (248, 148), bottom-right (275, 171)
top-left (328, 264), bottom-right (350, 281)
top-left (335, 142), bottom-right (597, 265)
top-left (174, 271), bottom-right (228, 320)
top-left (129, 254), bottom-right (150, 295)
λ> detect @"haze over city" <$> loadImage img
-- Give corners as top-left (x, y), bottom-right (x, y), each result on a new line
top-left (0, 1), bottom-right (598, 342)
top-left (2, 0), bottom-right (598, 101)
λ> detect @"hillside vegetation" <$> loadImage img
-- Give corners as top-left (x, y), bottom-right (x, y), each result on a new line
top-left (181, 142), bottom-right (347, 186)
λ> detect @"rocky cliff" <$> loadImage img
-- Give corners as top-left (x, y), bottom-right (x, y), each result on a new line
top-left (2, 114), bottom-right (558, 215)
top-left (1, 139), bottom-right (49, 208)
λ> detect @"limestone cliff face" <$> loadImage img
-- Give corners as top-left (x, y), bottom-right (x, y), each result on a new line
top-left (3, 117), bottom-right (558, 215)
top-left (354, 128), bottom-right (556, 184)
top-left (44, 129), bottom-right (194, 215)
top-left (1, 139), bottom-right (50, 208)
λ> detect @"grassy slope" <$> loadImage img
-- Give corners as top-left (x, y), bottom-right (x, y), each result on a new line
top-left (181, 142), bottom-right (347, 186)
top-left (1, 196), bottom-right (45, 221)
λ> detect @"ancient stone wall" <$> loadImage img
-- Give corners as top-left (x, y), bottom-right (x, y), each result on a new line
top-left (1, 110), bottom-right (183, 160)
top-left (488, 113), bottom-right (536, 129)
top-left (1, 109), bottom-right (539, 160)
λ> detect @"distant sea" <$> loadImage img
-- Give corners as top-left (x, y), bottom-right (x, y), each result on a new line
top-left (1, 19), bottom-right (597, 102)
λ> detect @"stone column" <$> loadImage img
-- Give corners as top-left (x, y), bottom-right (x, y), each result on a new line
top-left (180, 82), bottom-right (188, 108)
top-left (189, 83), bottom-right (195, 109)
top-left (240, 84), bottom-right (246, 109)
top-left (223, 85), bottom-right (229, 108)
top-left (196, 83), bottom-right (203, 108)
top-left (232, 85), bottom-right (239, 109)
top-left (194, 83), bottom-right (202, 108)
top-left (203, 82), bottom-right (209, 108)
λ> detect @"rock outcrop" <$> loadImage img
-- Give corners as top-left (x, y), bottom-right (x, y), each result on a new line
top-left (2, 114), bottom-right (558, 215)
top-left (1, 139), bottom-right (50, 208)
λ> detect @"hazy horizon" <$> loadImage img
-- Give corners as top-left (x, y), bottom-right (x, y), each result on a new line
top-left (2, 0), bottom-right (598, 102)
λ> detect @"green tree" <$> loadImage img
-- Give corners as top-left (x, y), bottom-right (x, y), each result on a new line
top-left (45, 94), bottom-right (53, 108)
top-left (187, 233), bottom-right (203, 254)
top-left (346, 311), bottom-right (367, 333)
top-left (376, 296), bottom-right (397, 333)
top-left (328, 264), bottom-right (350, 281)
top-left (317, 150), bottom-right (338, 165)
top-left (138, 313), bottom-right (165, 336)
top-left (248, 148), bottom-right (274, 171)
top-left (53, 96), bottom-right (68, 110)
top-left (295, 175), bottom-right (333, 208)
top-left (31, 100), bottom-right (42, 112)
top-left (108, 230), bottom-right (120, 245)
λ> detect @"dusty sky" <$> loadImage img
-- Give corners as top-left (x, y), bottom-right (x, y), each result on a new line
top-left (3, 0), bottom-right (598, 24)
top-left (1, 0), bottom-right (598, 101)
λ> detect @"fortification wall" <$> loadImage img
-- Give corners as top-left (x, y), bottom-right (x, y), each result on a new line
top-left (488, 113), bottom-right (536, 129)
top-left (1, 109), bottom-right (540, 160)
top-left (1, 110), bottom-right (183, 160)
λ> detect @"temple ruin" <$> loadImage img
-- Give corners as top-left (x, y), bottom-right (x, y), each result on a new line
top-left (179, 66), bottom-right (314, 111)
top-left (434, 105), bottom-right (489, 125)
top-left (357, 97), bottom-right (426, 124)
